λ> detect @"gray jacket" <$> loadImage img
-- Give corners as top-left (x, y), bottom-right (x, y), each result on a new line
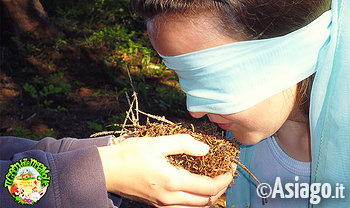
top-left (0, 135), bottom-right (122, 207)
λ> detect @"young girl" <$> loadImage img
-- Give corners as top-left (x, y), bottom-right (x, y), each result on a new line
top-left (132, 0), bottom-right (349, 207)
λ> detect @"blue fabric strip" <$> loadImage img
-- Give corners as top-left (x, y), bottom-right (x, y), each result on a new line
top-left (159, 11), bottom-right (332, 114)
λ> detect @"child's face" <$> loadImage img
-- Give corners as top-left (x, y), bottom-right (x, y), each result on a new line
top-left (147, 15), bottom-right (297, 145)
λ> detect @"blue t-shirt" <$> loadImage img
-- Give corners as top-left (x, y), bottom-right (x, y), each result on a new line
top-left (248, 137), bottom-right (310, 207)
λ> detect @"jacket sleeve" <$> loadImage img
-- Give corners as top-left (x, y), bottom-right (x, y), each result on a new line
top-left (0, 135), bottom-right (113, 159)
top-left (0, 136), bottom-right (121, 208)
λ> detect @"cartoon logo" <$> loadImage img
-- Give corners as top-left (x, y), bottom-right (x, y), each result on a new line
top-left (4, 158), bottom-right (50, 205)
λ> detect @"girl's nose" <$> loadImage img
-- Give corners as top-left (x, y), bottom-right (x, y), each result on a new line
top-left (189, 111), bottom-right (207, 118)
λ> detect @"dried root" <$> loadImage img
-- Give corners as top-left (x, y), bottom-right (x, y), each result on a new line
top-left (132, 120), bottom-right (239, 177)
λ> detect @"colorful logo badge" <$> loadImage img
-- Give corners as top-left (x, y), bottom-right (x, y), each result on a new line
top-left (4, 158), bottom-right (50, 205)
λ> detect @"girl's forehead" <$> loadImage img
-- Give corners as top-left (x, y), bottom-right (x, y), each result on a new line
top-left (148, 14), bottom-right (213, 33)
top-left (147, 14), bottom-right (237, 56)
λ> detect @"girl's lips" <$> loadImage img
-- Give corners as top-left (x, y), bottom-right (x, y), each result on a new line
top-left (217, 123), bottom-right (232, 130)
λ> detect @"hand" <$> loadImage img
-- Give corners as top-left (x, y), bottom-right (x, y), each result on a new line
top-left (205, 163), bottom-right (237, 207)
top-left (98, 134), bottom-right (235, 208)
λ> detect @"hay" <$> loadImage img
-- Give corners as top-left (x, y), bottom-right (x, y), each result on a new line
top-left (90, 68), bottom-right (268, 204)
top-left (129, 119), bottom-right (239, 177)
top-left (91, 91), bottom-right (263, 190)
top-left (91, 70), bottom-right (266, 188)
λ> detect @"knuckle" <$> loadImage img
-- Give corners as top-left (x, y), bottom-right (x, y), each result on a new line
top-left (210, 184), bottom-right (220, 195)
top-left (163, 177), bottom-right (179, 192)
top-left (156, 194), bottom-right (173, 206)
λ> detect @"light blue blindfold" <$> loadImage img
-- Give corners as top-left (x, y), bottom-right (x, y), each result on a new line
top-left (158, 11), bottom-right (332, 114)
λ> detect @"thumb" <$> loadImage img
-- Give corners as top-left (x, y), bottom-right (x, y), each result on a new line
top-left (155, 134), bottom-right (210, 157)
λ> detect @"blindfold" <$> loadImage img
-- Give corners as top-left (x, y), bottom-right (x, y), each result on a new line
top-left (158, 11), bottom-right (332, 114)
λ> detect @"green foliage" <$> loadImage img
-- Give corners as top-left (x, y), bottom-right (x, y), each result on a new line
top-left (134, 81), bottom-right (151, 102)
top-left (114, 88), bottom-right (129, 105)
top-left (23, 43), bottom-right (37, 54)
top-left (23, 73), bottom-right (71, 112)
top-left (23, 83), bottom-right (38, 99)
top-left (86, 25), bottom-right (134, 49)
top-left (108, 113), bottom-right (126, 125)
top-left (92, 87), bottom-right (128, 107)
top-left (106, 113), bottom-right (127, 131)
top-left (2, 0), bottom-right (189, 144)
top-left (1, 126), bottom-right (56, 141)
top-left (156, 87), bottom-right (185, 105)
top-left (37, 128), bottom-right (56, 139)
top-left (40, 0), bottom-right (180, 113)
top-left (42, 0), bottom-right (142, 33)
top-left (54, 38), bottom-right (68, 53)
top-left (7, 126), bottom-right (31, 139)
top-left (86, 121), bottom-right (103, 131)
top-left (92, 0), bottom-right (138, 26)
top-left (74, 81), bottom-right (85, 87)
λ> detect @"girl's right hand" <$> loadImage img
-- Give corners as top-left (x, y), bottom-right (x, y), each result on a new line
top-left (98, 134), bottom-right (235, 208)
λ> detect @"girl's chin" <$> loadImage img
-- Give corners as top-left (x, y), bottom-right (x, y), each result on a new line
top-left (239, 140), bottom-right (260, 146)
top-left (230, 132), bottom-right (266, 145)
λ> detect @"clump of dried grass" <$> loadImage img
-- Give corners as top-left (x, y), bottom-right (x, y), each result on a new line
top-left (130, 117), bottom-right (239, 177)
top-left (91, 91), bottom-right (262, 188)
top-left (91, 68), bottom-right (265, 186)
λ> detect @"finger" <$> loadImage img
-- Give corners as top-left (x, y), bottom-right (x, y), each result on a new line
top-left (211, 171), bottom-right (234, 191)
top-left (129, 189), bottom-right (211, 208)
top-left (154, 191), bottom-right (210, 207)
top-left (173, 170), bottom-right (233, 196)
top-left (156, 205), bottom-right (207, 208)
top-left (120, 134), bottom-right (133, 139)
top-left (208, 185), bottom-right (227, 206)
top-left (231, 163), bottom-right (237, 173)
top-left (153, 134), bottom-right (210, 156)
top-left (110, 134), bottom-right (134, 145)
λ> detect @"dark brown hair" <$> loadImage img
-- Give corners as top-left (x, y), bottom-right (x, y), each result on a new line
top-left (132, 0), bottom-right (331, 115)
